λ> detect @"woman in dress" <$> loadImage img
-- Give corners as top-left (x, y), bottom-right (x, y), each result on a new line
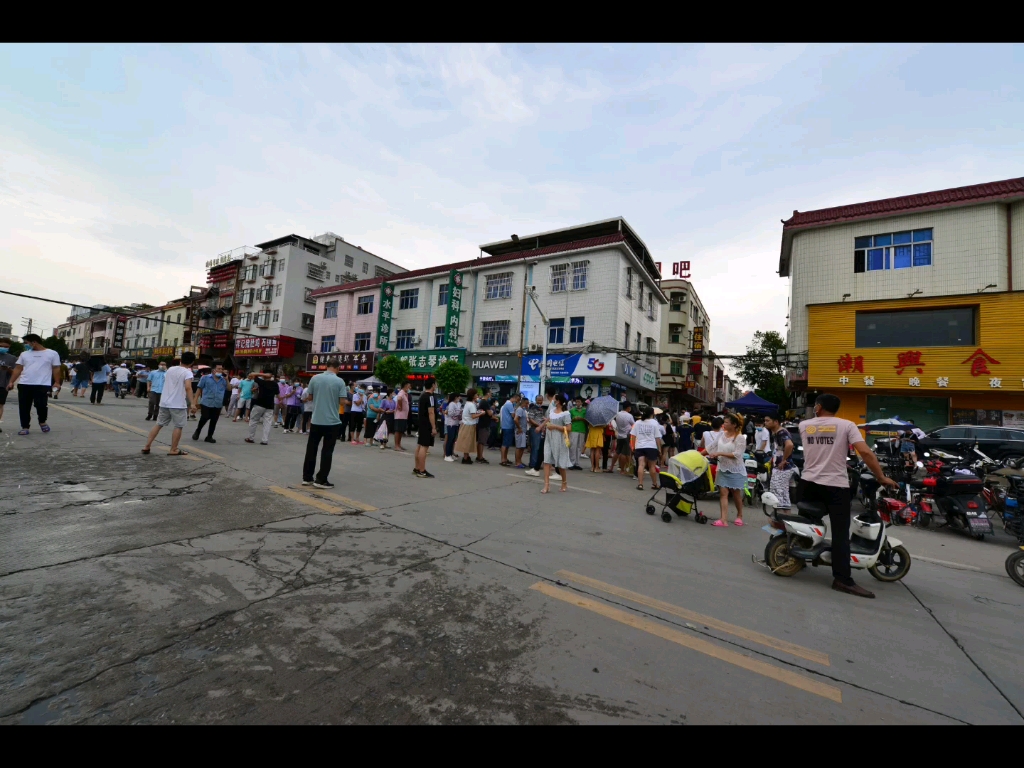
top-left (379, 389), bottom-right (397, 449)
top-left (585, 418), bottom-right (605, 473)
top-left (454, 388), bottom-right (481, 464)
top-left (707, 413), bottom-right (748, 527)
top-left (542, 394), bottom-right (572, 493)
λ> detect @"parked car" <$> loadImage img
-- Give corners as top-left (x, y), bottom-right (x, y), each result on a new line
top-left (918, 425), bottom-right (1024, 463)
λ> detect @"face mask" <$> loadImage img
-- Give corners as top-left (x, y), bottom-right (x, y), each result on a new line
top-left (214, 373), bottom-right (222, 378)
top-left (159, 366), bottom-right (166, 371)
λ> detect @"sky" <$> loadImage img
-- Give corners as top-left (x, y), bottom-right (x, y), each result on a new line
top-left (2, 43), bottom-right (1023, 362)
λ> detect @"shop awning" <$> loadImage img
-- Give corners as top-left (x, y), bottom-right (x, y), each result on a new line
top-left (725, 392), bottom-right (778, 414)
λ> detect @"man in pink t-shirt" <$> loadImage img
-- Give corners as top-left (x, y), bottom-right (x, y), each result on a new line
top-left (798, 393), bottom-right (896, 599)
top-left (393, 381), bottom-right (411, 452)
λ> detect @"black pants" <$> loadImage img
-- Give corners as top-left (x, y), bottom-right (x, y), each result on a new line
top-left (602, 433), bottom-right (612, 470)
top-left (17, 384), bottom-right (50, 429)
top-left (194, 405), bottom-right (221, 438)
top-left (285, 405), bottom-right (301, 430)
top-left (90, 383), bottom-right (105, 404)
top-left (148, 390), bottom-right (161, 419)
top-left (339, 411), bottom-right (350, 440)
top-left (304, 423), bottom-right (341, 483)
top-left (350, 412), bottom-right (364, 440)
top-left (364, 414), bottom-right (377, 440)
top-left (301, 411), bottom-right (312, 432)
top-left (794, 480), bottom-right (853, 584)
top-left (532, 435), bottom-right (546, 470)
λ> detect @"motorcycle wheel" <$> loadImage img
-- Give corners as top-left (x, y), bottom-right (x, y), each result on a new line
top-left (764, 535), bottom-right (804, 577)
top-left (1006, 551), bottom-right (1024, 587)
top-left (917, 512), bottom-right (930, 528)
top-left (868, 543), bottom-right (911, 582)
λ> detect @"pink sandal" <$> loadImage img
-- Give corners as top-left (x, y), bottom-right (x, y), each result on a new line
top-left (710, 520), bottom-right (729, 527)
top-left (734, 519), bottom-right (745, 526)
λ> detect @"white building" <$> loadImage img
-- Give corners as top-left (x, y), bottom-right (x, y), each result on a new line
top-left (655, 278), bottom-right (715, 410)
top-left (233, 232), bottom-right (407, 371)
top-left (310, 218), bottom-right (666, 401)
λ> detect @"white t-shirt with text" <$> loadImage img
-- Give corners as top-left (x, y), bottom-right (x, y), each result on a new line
top-left (14, 348), bottom-right (61, 386)
top-left (159, 366), bottom-right (194, 410)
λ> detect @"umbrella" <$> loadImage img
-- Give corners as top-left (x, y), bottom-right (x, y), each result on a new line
top-left (856, 417), bottom-right (913, 436)
top-left (652, 407), bottom-right (664, 415)
top-left (585, 395), bottom-right (619, 427)
top-left (356, 375), bottom-right (384, 388)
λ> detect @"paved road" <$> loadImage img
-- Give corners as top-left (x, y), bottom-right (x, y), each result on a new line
top-left (2, 393), bottom-right (1022, 724)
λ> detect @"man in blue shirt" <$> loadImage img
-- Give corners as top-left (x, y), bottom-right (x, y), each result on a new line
top-left (192, 364), bottom-right (227, 443)
top-left (90, 361), bottom-right (111, 405)
top-left (146, 362), bottom-right (167, 421)
top-left (499, 392), bottom-right (517, 466)
top-left (302, 360), bottom-right (349, 488)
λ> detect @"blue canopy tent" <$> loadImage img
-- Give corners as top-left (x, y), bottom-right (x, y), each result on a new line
top-left (724, 392), bottom-right (778, 414)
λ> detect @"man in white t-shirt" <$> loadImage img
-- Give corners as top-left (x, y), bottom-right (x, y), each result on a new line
top-left (6, 334), bottom-right (62, 435)
top-left (227, 375), bottom-right (241, 418)
top-left (754, 418), bottom-right (771, 457)
top-left (113, 363), bottom-right (130, 398)
top-left (142, 351), bottom-right (198, 456)
top-left (611, 403), bottom-right (635, 475)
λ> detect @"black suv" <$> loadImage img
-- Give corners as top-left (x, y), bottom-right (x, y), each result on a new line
top-left (919, 425), bottom-right (1024, 463)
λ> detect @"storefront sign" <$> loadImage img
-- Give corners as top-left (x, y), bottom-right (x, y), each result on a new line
top-left (671, 260), bottom-right (692, 278)
top-left (112, 315), bottom-right (127, 348)
top-left (467, 353), bottom-right (520, 374)
top-left (475, 375), bottom-right (522, 383)
top-left (962, 348), bottom-right (1000, 376)
top-left (837, 354), bottom-right (864, 373)
top-left (691, 326), bottom-right (704, 352)
top-left (445, 270), bottom-right (463, 348)
top-left (235, 336), bottom-right (295, 358)
top-left (894, 350), bottom-right (925, 375)
top-left (1003, 411), bottom-right (1024, 428)
top-left (127, 348), bottom-right (152, 359)
top-left (377, 282), bottom-right (394, 350)
top-left (305, 352), bottom-right (377, 373)
top-left (642, 369), bottom-right (658, 389)
top-left (390, 348), bottom-right (466, 373)
top-left (153, 346), bottom-right (175, 357)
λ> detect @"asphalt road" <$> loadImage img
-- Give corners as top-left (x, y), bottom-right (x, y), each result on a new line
top-left (2, 392), bottom-right (1022, 724)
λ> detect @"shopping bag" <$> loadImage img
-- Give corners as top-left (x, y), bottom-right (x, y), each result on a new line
top-left (374, 420), bottom-right (389, 442)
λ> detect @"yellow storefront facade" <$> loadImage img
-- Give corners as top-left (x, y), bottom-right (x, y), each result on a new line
top-left (808, 291), bottom-right (1024, 429)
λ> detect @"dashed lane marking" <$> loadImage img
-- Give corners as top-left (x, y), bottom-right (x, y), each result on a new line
top-left (555, 570), bottom-right (830, 666)
top-left (48, 404), bottom-right (125, 433)
top-left (913, 555), bottom-right (983, 572)
top-left (51, 404), bottom-right (223, 460)
top-left (530, 582), bottom-right (842, 704)
top-left (298, 487), bottom-right (378, 512)
top-left (268, 485), bottom-right (372, 515)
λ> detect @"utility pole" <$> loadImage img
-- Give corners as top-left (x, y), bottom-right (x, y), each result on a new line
top-left (21, 317), bottom-right (33, 336)
top-left (525, 287), bottom-right (549, 396)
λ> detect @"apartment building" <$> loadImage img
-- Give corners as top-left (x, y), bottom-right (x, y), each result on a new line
top-left (654, 278), bottom-right (715, 410)
top-left (233, 232), bottom-right (407, 371)
top-left (781, 176), bottom-right (1024, 428)
top-left (310, 218), bottom-right (666, 401)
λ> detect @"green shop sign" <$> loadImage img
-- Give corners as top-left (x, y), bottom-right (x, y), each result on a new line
top-left (376, 282), bottom-right (394, 350)
top-left (391, 348), bottom-right (465, 373)
top-left (444, 269), bottom-right (464, 347)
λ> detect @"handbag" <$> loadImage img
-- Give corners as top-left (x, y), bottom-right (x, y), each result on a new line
top-left (374, 420), bottom-right (389, 442)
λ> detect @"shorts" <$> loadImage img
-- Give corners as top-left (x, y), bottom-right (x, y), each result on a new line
top-left (394, 418), bottom-right (408, 434)
top-left (515, 430), bottom-right (528, 449)
top-left (502, 428), bottom-right (515, 448)
top-left (0, 388), bottom-right (6, 405)
top-left (417, 429), bottom-right (435, 447)
top-left (616, 437), bottom-right (631, 456)
top-left (900, 440), bottom-right (915, 454)
top-left (156, 407), bottom-right (188, 429)
top-left (635, 447), bottom-right (659, 463)
top-left (477, 423), bottom-right (490, 444)
top-left (717, 469), bottom-right (747, 489)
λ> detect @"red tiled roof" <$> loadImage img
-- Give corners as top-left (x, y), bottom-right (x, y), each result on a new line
top-left (309, 233), bottom-right (630, 299)
top-left (783, 176), bottom-right (1024, 230)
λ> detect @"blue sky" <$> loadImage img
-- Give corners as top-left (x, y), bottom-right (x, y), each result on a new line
top-left (2, 43), bottom-right (1022, 356)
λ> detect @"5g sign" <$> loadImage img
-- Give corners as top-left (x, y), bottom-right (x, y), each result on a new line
top-left (586, 357), bottom-right (605, 372)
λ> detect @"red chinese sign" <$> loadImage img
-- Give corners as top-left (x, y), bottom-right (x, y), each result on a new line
top-left (234, 335), bottom-right (294, 358)
top-left (894, 350), bottom-right (925, 375)
top-left (671, 260), bottom-right (691, 278)
top-left (961, 348), bottom-right (1000, 377)
top-left (837, 354), bottom-right (864, 373)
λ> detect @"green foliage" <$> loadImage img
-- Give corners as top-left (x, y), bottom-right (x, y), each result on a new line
top-left (434, 360), bottom-right (471, 396)
top-left (374, 354), bottom-right (411, 388)
top-left (8, 341), bottom-right (25, 356)
top-left (43, 335), bottom-right (70, 360)
top-left (739, 331), bottom-right (788, 412)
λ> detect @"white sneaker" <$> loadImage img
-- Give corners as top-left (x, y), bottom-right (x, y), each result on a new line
top-left (525, 468), bottom-right (540, 477)
top-left (444, 455), bottom-right (456, 462)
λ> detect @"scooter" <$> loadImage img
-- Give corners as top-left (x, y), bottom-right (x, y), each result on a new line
top-left (915, 447), bottom-right (993, 539)
top-left (757, 492), bottom-right (912, 583)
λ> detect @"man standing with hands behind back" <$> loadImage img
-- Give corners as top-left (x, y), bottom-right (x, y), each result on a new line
top-left (302, 359), bottom-right (348, 489)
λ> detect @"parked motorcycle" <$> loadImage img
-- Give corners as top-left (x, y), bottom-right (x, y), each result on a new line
top-left (758, 492), bottom-right (912, 583)
top-left (913, 447), bottom-right (993, 539)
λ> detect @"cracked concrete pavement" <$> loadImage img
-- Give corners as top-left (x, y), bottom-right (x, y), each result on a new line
top-left (2, 394), bottom-right (1023, 724)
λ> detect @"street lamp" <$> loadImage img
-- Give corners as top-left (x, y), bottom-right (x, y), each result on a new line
top-left (525, 286), bottom-right (549, 395)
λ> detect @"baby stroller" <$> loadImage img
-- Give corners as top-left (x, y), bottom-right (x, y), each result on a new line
top-left (645, 450), bottom-right (714, 524)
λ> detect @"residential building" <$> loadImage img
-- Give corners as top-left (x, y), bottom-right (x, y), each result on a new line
top-left (309, 218), bottom-right (666, 401)
top-left (780, 176), bottom-right (1024, 429)
top-left (655, 278), bottom-right (714, 410)
top-left (0, 321), bottom-right (12, 337)
top-left (123, 299), bottom-right (191, 361)
top-left (234, 233), bottom-right (407, 372)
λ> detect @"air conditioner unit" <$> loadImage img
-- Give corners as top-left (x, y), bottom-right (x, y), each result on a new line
top-left (414, 336), bottom-right (423, 347)
top-left (529, 343), bottom-right (541, 352)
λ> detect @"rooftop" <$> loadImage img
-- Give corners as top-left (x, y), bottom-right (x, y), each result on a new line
top-left (778, 175), bottom-right (1024, 276)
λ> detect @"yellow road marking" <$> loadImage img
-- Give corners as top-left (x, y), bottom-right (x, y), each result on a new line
top-left (49, 404), bottom-right (125, 433)
top-left (52, 405), bottom-right (223, 459)
top-left (299, 487), bottom-right (378, 512)
top-left (531, 582), bottom-right (842, 704)
top-left (555, 570), bottom-right (830, 667)
top-left (269, 486), bottom-right (346, 514)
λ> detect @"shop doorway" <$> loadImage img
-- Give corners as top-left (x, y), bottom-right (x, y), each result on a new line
top-left (866, 395), bottom-right (949, 442)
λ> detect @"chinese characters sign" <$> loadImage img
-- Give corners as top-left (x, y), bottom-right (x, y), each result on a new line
top-left (961, 348), bottom-right (1000, 376)
top-left (113, 315), bottom-right (127, 348)
top-left (376, 282), bottom-right (394, 351)
top-left (691, 326), bottom-right (704, 352)
top-left (837, 354), bottom-right (864, 373)
top-left (671, 261), bottom-right (691, 278)
top-left (234, 336), bottom-right (289, 357)
top-left (305, 352), bottom-right (376, 373)
top-left (390, 349), bottom-right (466, 374)
top-left (894, 350), bottom-right (925, 375)
top-left (444, 270), bottom-right (463, 348)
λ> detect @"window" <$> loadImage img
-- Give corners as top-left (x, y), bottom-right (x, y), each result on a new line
top-left (624, 322), bottom-right (631, 348)
top-left (855, 229), bottom-right (933, 272)
top-left (176, 313), bottom-right (181, 323)
top-left (301, 313), bottom-right (315, 329)
top-left (636, 331), bottom-right (641, 351)
top-left (973, 427), bottom-right (1006, 441)
top-left (354, 332), bottom-right (371, 351)
top-left (626, 267), bottom-right (633, 298)
top-left (173, 337), bottom-right (178, 347)
top-left (238, 312), bottom-right (251, 327)
top-left (399, 288), bottom-right (419, 310)
top-left (571, 261), bottom-right (589, 291)
top-left (646, 337), bottom-right (656, 356)
top-left (320, 335), bottom-right (336, 353)
top-left (345, 254), bottom-right (354, 268)
top-left (278, 259), bottom-right (285, 272)
top-left (570, 316), bottom-right (585, 344)
top-left (357, 295), bottom-right (374, 315)
top-left (670, 293), bottom-right (686, 312)
top-left (243, 265), bottom-right (258, 281)
top-left (272, 310), bottom-right (280, 323)
top-left (691, 304), bottom-right (699, 323)
top-left (485, 272), bottom-right (513, 300)
top-left (396, 329), bottom-right (416, 349)
top-left (435, 326), bottom-right (446, 348)
top-left (256, 310), bottom-right (271, 326)
top-left (145, 318), bottom-right (150, 328)
top-left (324, 300), bottom-right (338, 319)
top-left (549, 318), bottom-right (565, 345)
top-left (550, 263), bottom-right (568, 293)
top-left (276, 284), bottom-right (283, 297)
top-left (855, 307), bottom-right (976, 347)
top-left (261, 261), bottom-right (275, 278)
top-left (362, 262), bottom-right (369, 274)
top-left (648, 292), bottom-right (654, 319)
top-left (304, 287), bottom-right (316, 304)
top-left (481, 320), bottom-right (510, 347)
top-left (670, 360), bottom-right (684, 376)
top-left (934, 427), bottom-right (969, 439)
top-left (670, 324), bottom-right (684, 344)
top-left (438, 283), bottom-right (449, 306)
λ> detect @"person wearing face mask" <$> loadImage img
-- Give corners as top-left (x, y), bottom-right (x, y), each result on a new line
top-left (192, 364), bottom-right (227, 443)
top-left (0, 338), bottom-right (18, 432)
top-left (455, 388), bottom-right (482, 465)
top-left (146, 361), bottom-right (168, 421)
top-left (349, 385), bottom-right (366, 444)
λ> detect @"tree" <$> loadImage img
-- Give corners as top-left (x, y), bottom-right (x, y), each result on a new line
top-left (374, 354), bottom-right (411, 388)
top-left (43, 335), bottom-right (70, 361)
top-left (737, 330), bottom-right (788, 412)
top-left (8, 341), bottom-right (25, 357)
top-left (434, 359), bottom-right (471, 397)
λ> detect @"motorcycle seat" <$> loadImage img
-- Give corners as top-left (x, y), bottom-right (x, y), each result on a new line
top-left (775, 511), bottom-right (815, 525)
top-left (796, 501), bottom-right (829, 520)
